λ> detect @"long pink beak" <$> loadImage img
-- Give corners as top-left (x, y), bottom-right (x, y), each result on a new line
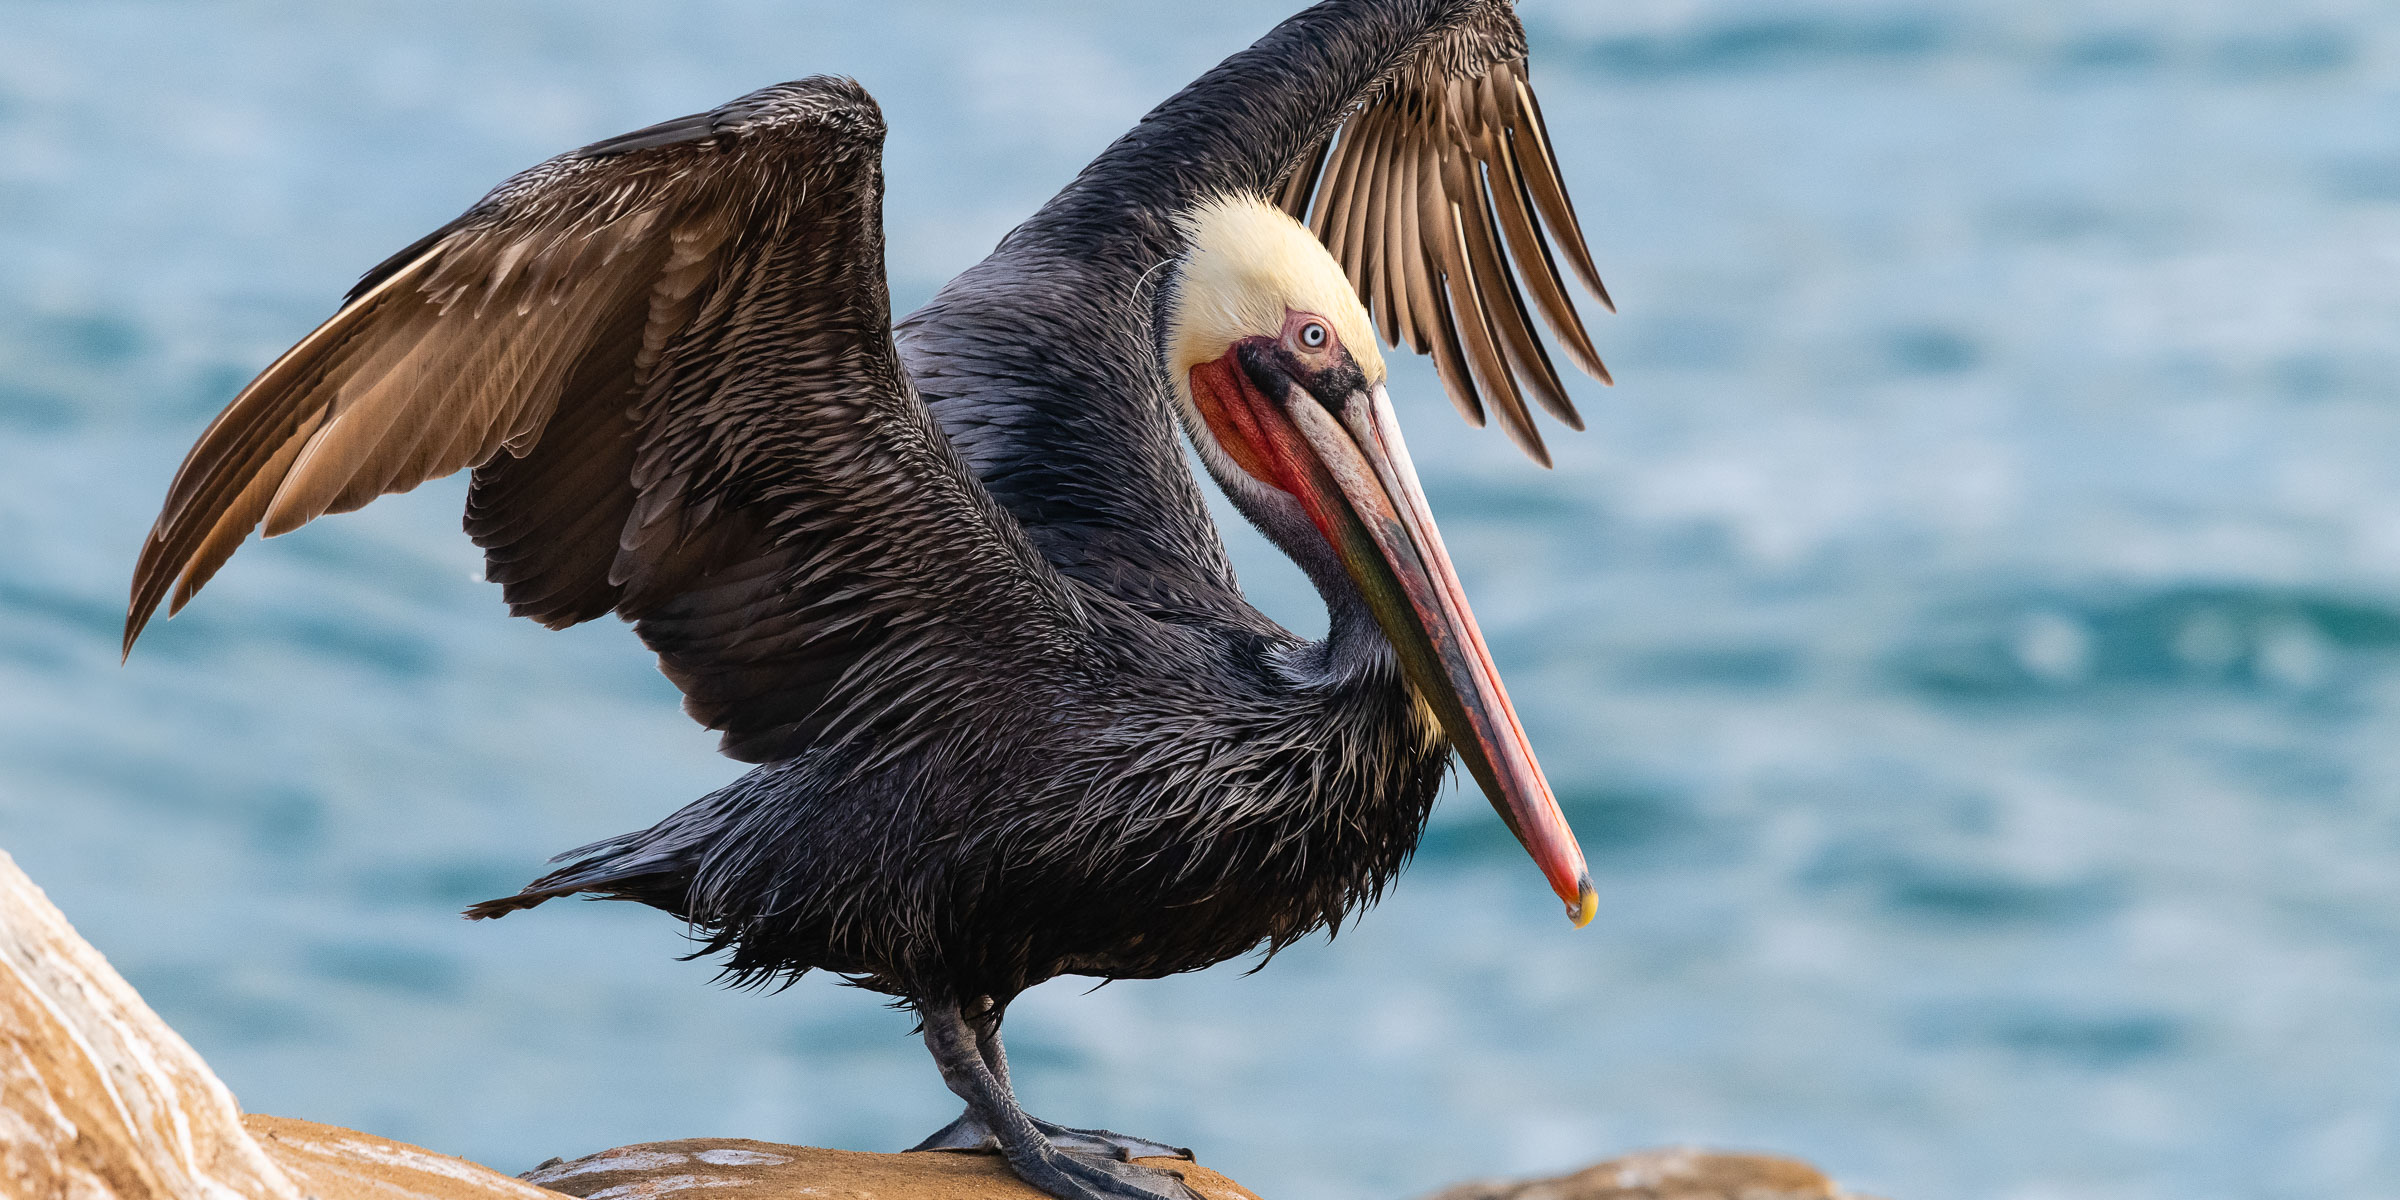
top-left (1202, 363), bottom-right (1596, 926)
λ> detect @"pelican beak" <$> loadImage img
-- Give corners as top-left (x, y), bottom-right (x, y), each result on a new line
top-left (1199, 352), bottom-right (1596, 926)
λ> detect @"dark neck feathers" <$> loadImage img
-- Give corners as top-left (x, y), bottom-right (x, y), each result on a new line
top-left (1009, 0), bottom-right (1483, 254)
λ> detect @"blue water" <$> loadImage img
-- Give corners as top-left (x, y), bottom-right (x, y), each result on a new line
top-left (5, 2), bottom-right (2398, 1197)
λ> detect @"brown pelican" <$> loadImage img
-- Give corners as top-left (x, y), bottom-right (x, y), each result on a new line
top-left (123, 2), bottom-right (1615, 1196)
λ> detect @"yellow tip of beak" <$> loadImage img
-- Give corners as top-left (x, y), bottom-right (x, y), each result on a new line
top-left (1568, 876), bottom-right (1598, 928)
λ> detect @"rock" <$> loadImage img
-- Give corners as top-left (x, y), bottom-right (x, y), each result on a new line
top-left (0, 844), bottom-right (557, 1200)
top-left (245, 1116), bottom-right (562, 1200)
top-left (0, 847), bottom-right (301, 1200)
top-left (523, 1139), bottom-right (1261, 1200)
top-left (1419, 1147), bottom-right (1862, 1200)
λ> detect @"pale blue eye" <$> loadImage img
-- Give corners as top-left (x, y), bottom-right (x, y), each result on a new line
top-left (1301, 322), bottom-right (1327, 348)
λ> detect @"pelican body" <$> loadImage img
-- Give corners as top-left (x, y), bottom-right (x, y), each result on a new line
top-left (124, 3), bottom-right (1616, 1197)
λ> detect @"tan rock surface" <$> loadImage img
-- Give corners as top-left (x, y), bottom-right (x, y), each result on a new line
top-left (245, 1116), bottom-right (565, 1200)
top-left (0, 847), bottom-right (301, 1200)
top-left (0, 844), bottom-right (544, 1200)
top-left (1419, 1147), bottom-right (1860, 1200)
top-left (521, 1138), bottom-right (1262, 1200)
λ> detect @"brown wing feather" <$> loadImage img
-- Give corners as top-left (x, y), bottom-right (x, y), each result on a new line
top-left (463, 327), bottom-right (644, 630)
top-left (1275, 19), bottom-right (1610, 461)
top-left (127, 77), bottom-right (1086, 765)
top-left (1474, 72), bottom-right (1605, 391)
top-left (1436, 139), bottom-right (1548, 466)
top-left (1407, 125), bottom-right (1484, 429)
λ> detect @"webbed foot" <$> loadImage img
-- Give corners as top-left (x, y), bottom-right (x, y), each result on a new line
top-left (911, 1107), bottom-right (1193, 1162)
top-left (1015, 1147), bottom-right (1205, 1200)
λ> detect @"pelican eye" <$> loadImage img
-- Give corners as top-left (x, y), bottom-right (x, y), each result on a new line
top-left (1299, 322), bottom-right (1327, 348)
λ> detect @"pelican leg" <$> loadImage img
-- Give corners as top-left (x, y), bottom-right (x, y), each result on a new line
top-left (911, 1003), bottom-right (1192, 1162)
top-left (913, 997), bottom-right (1203, 1200)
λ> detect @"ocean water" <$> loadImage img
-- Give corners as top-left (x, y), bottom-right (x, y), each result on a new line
top-left (4, 1), bottom-right (2398, 1198)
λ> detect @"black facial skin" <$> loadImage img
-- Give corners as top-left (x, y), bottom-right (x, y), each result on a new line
top-left (1236, 336), bottom-right (1370, 415)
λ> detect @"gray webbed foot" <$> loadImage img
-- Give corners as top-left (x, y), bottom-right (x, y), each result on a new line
top-left (911, 1108), bottom-right (1193, 1163)
top-left (1032, 1118), bottom-right (1193, 1163)
top-left (907, 1109), bottom-right (999, 1152)
top-left (1027, 1149), bottom-right (1205, 1200)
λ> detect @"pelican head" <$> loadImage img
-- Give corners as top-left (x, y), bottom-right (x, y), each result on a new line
top-left (1166, 195), bottom-right (1597, 927)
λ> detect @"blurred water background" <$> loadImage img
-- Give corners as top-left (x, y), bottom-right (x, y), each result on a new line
top-left (5, 1), bottom-right (2399, 1197)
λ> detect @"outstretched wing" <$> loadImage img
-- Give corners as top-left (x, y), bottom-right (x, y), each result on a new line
top-left (1275, 33), bottom-right (1612, 466)
top-left (126, 78), bottom-right (1087, 765)
top-left (899, 0), bottom-right (1609, 627)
